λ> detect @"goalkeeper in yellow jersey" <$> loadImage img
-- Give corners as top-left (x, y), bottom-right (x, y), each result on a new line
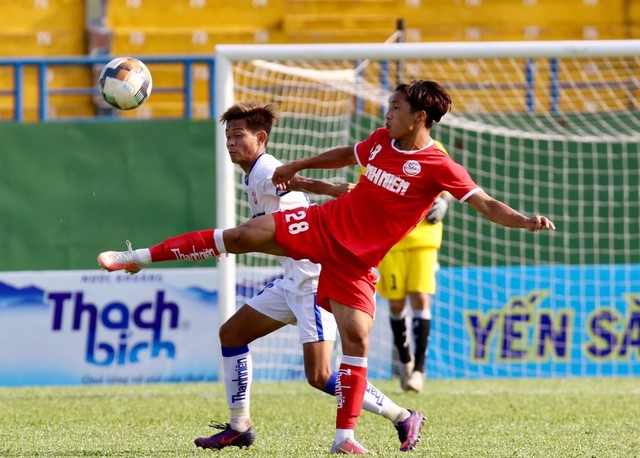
top-left (376, 141), bottom-right (451, 393)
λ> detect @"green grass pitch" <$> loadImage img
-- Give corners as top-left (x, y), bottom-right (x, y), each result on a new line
top-left (1, 378), bottom-right (639, 457)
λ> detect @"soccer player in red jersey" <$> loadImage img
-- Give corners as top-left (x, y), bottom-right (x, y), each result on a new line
top-left (99, 80), bottom-right (555, 455)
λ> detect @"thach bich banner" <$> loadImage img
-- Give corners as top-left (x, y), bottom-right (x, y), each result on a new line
top-left (0, 268), bottom-right (221, 386)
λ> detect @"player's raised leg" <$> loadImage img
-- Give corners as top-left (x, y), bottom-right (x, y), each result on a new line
top-left (97, 213), bottom-right (286, 272)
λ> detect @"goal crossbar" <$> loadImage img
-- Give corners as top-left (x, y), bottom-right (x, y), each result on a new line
top-left (217, 40), bottom-right (640, 61)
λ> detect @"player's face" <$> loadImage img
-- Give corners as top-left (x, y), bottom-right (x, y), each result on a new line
top-left (385, 91), bottom-right (420, 139)
top-left (225, 119), bottom-right (264, 170)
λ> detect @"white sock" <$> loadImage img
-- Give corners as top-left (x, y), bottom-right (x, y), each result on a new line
top-left (222, 346), bottom-right (253, 414)
top-left (412, 308), bottom-right (432, 320)
top-left (389, 308), bottom-right (408, 320)
top-left (229, 407), bottom-right (251, 432)
top-left (362, 381), bottom-right (407, 423)
top-left (393, 409), bottom-right (411, 424)
top-left (134, 248), bottom-right (152, 265)
top-left (334, 428), bottom-right (354, 444)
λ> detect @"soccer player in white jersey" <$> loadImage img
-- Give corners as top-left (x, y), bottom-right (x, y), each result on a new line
top-left (99, 84), bottom-right (555, 454)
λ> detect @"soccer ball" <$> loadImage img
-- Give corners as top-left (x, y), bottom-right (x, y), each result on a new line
top-left (99, 57), bottom-right (152, 110)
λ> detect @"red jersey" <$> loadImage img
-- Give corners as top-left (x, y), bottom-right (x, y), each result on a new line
top-left (319, 128), bottom-right (481, 267)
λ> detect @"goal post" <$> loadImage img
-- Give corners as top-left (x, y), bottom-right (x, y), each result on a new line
top-left (215, 40), bottom-right (640, 380)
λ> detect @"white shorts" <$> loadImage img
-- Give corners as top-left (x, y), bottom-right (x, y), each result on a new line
top-left (247, 278), bottom-right (338, 344)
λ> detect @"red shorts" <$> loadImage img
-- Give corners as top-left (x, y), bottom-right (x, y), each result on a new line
top-left (273, 205), bottom-right (377, 318)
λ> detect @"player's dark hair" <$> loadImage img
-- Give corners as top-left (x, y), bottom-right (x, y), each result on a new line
top-left (395, 80), bottom-right (451, 128)
top-left (220, 101), bottom-right (278, 138)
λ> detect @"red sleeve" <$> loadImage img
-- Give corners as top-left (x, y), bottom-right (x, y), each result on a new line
top-left (435, 156), bottom-right (481, 202)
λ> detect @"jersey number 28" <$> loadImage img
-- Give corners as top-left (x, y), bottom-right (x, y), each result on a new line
top-left (285, 210), bottom-right (309, 235)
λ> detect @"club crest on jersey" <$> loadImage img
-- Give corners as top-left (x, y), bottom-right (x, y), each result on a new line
top-left (403, 160), bottom-right (421, 176)
top-left (252, 191), bottom-right (258, 205)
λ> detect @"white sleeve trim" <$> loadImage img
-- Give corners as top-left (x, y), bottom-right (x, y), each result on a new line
top-left (353, 144), bottom-right (363, 168)
top-left (459, 187), bottom-right (483, 203)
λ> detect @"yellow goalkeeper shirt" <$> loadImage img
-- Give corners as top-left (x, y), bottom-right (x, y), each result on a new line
top-left (388, 218), bottom-right (443, 251)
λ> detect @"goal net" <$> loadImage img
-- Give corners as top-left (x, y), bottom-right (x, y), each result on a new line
top-left (215, 41), bottom-right (640, 380)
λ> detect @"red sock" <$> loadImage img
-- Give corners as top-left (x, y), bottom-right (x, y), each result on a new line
top-left (335, 363), bottom-right (367, 430)
top-left (149, 229), bottom-right (218, 262)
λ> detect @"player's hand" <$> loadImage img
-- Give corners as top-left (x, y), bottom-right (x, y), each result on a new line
top-left (525, 215), bottom-right (556, 232)
top-left (328, 182), bottom-right (356, 197)
top-left (426, 196), bottom-right (449, 224)
top-left (272, 163), bottom-right (298, 187)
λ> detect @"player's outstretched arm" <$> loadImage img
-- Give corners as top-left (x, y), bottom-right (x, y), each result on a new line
top-left (286, 175), bottom-right (355, 197)
top-left (466, 191), bottom-right (556, 232)
top-left (272, 146), bottom-right (357, 186)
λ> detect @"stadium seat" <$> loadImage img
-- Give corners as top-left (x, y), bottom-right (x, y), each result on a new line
top-left (0, 65), bottom-right (95, 122)
top-left (0, 0), bottom-right (83, 32)
top-left (0, 0), bottom-right (85, 54)
top-left (628, 2), bottom-right (640, 38)
top-left (0, 30), bottom-right (92, 120)
top-left (284, 0), bottom-right (399, 15)
top-left (282, 14), bottom-right (399, 43)
top-left (110, 28), bottom-right (265, 54)
top-left (0, 0), bottom-right (91, 120)
top-left (106, 0), bottom-right (282, 29)
top-left (432, 0), bottom-right (625, 27)
top-left (0, 30), bottom-right (86, 56)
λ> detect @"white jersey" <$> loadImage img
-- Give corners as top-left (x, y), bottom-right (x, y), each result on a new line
top-left (241, 153), bottom-right (320, 295)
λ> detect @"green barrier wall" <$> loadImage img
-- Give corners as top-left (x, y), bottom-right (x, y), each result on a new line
top-left (0, 120), bottom-right (217, 271)
top-left (2, 118), bottom-right (638, 271)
